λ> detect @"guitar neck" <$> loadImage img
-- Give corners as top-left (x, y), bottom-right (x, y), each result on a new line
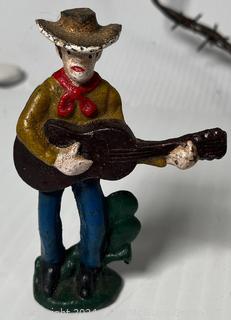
top-left (44, 119), bottom-right (227, 164)
top-left (108, 128), bottom-right (227, 162)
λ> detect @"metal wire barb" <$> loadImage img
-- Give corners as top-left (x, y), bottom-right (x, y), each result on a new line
top-left (152, 0), bottom-right (231, 54)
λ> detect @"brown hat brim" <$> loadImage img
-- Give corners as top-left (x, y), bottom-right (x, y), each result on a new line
top-left (36, 19), bottom-right (122, 53)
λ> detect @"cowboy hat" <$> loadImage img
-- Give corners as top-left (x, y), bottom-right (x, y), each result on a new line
top-left (36, 8), bottom-right (122, 53)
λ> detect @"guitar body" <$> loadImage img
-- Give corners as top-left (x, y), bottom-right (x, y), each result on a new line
top-left (14, 120), bottom-right (138, 192)
top-left (14, 119), bottom-right (227, 192)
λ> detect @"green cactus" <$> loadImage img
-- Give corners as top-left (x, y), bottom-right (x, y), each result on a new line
top-left (103, 190), bottom-right (141, 265)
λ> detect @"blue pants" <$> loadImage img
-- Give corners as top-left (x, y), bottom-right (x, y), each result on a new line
top-left (38, 179), bottom-right (106, 268)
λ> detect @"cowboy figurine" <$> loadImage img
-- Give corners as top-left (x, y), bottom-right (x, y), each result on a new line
top-left (16, 8), bottom-right (200, 301)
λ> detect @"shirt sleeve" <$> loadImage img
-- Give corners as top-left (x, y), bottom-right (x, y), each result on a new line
top-left (16, 79), bottom-right (59, 166)
top-left (138, 157), bottom-right (167, 167)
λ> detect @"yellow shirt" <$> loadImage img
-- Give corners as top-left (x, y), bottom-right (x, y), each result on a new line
top-left (17, 74), bottom-right (166, 168)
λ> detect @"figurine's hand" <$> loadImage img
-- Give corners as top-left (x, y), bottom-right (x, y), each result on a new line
top-left (166, 140), bottom-right (198, 170)
top-left (54, 142), bottom-right (93, 176)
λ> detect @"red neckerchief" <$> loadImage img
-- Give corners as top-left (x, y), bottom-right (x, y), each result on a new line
top-left (53, 68), bottom-right (101, 118)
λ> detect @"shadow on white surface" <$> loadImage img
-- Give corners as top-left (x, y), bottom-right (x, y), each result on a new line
top-left (114, 182), bottom-right (231, 275)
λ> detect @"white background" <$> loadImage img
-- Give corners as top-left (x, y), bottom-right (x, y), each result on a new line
top-left (0, 0), bottom-right (231, 319)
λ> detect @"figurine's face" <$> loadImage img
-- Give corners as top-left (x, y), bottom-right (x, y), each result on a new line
top-left (60, 48), bottom-right (102, 84)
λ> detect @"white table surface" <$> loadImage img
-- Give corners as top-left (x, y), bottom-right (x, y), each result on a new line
top-left (1, 0), bottom-right (231, 319)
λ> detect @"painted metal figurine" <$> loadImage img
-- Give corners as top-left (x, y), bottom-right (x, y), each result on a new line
top-left (14, 8), bottom-right (227, 312)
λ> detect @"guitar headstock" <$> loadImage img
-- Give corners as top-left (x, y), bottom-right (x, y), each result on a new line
top-left (190, 128), bottom-right (227, 160)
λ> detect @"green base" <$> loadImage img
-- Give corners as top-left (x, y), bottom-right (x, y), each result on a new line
top-left (33, 244), bottom-right (123, 312)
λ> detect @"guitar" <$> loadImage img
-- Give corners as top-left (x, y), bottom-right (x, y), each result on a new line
top-left (14, 119), bottom-right (227, 192)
